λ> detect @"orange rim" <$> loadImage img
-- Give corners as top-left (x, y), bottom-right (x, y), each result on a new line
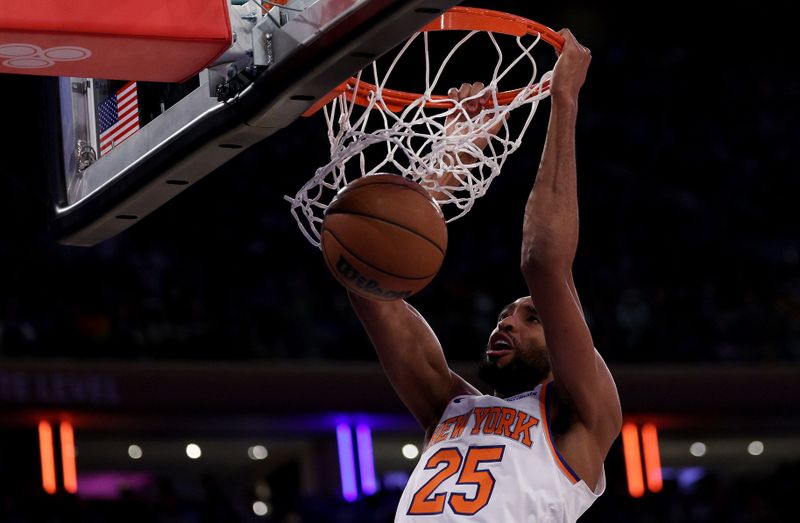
top-left (303, 6), bottom-right (564, 116)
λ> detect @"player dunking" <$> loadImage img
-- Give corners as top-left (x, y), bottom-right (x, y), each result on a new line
top-left (346, 29), bottom-right (621, 521)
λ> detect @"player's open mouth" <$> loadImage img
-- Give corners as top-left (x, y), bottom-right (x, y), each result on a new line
top-left (486, 333), bottom-right (515, 359)
top-left (486, 348), bottom-right (513, 359)
top-left (489, 331), bottom-right (515, 347)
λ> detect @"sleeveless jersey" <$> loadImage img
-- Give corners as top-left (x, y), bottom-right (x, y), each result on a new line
top-left (395, 381), bottom-right (604, 522)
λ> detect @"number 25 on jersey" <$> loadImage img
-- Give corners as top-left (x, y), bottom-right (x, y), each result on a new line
top-left (408, 445), bottom-right (505, 516)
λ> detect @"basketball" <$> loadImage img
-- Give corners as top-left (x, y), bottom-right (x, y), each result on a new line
top-left (320, 174), bottom-right (448, 301)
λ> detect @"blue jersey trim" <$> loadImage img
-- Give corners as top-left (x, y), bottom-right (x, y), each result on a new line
top-left (544, 381), bottom-right (582, 484)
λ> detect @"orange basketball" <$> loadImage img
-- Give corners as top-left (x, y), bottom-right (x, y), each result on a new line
top-left (321, 174), bottom-right (448, 301)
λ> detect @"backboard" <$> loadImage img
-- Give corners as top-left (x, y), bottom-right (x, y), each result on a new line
top-left (21, 0), bottom-right (462, 246)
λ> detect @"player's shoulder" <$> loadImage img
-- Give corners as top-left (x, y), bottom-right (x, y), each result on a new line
top-left (449, 392), bottom-right (482, 404)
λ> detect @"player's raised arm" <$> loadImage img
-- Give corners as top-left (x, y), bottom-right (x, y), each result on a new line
top-left (348, 292), bottom-right (479, 436)
top-left (520, 30), bottom-right (622, 452)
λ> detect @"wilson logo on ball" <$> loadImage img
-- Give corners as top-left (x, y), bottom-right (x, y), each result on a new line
top-left (336, 256), bottom-right (413, 300)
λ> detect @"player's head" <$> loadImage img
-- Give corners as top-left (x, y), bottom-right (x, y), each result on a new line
top-left (478, 296), bottom-right (551, 397)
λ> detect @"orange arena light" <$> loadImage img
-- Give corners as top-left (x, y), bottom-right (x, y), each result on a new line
top-left (621, 422), bottom-right (645, 498)
top-left (641, 423), bottom-right (663, 493)
top-left (38, 421), bottom-right (57, 495)
top-left (60, 422), bottom-right (78, 494)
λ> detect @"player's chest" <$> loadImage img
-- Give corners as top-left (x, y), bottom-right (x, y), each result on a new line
top-left (426, 401), bottom-right (543, 450)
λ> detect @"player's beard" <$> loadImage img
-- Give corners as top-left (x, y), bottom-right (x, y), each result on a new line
top-left (478, 349), bottom-right (551, 398)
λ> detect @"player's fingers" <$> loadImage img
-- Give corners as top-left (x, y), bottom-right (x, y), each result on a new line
top-left (556, 28), bottom-right (577, 56)
top-left (445, 87), bottom-right (462, 126)
top-left (469, 82), bottom-right (484, 98)
top-left (459, 83), bottom-right (471, 100)
top-left (558, 28), bottom-right (576, 44)
top-left (479, 86), bottom-right (493, 108)
top-left (469, 82), bottom-right (487, 113)
top-left (557, 28), bottom-right (589, 55)
top-left (463, 82), bottom-right (484, 114)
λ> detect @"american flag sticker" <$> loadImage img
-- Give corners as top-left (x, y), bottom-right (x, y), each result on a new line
top-left (98, 81), bottom-right (139, 156)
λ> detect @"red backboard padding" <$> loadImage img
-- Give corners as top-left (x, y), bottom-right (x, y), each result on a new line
top-left (0, 0), bottom-right (232, 82)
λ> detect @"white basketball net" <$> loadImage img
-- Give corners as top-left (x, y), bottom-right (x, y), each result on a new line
top-left (286, 27), bottom-right (555, 247)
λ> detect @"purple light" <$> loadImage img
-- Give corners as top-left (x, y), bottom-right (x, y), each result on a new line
top-left (356, 424), bottom-right (377, 495)
top-left (76, 472), bottom-right (153, 500)
top-left (677, 466), bottom-right (706, 491)
top-left (336, 423), bottom-right (358, 502)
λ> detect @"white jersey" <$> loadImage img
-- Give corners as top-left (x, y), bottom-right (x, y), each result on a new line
top-left (396, 382), bottom-right (604, 522)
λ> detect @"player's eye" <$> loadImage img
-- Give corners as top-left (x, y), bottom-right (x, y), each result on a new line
top-left (527, 315), bottom-right (540, 324)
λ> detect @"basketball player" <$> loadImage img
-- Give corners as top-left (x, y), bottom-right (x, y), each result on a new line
top-left (347, 29), bottom-right (621, 521)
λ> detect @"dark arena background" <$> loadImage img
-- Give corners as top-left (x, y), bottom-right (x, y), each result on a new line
top-left (1, 1), bottom-right (798, 522)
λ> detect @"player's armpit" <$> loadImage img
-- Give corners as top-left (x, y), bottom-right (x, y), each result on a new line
top-left (348, 292), bottom-right (480, 431)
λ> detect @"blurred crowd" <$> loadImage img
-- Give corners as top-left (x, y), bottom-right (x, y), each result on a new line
top-left (1, 4), bottom-right (798, 366)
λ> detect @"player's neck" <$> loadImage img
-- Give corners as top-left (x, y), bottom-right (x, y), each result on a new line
top-left (491, 371), bottom-right (554, 399)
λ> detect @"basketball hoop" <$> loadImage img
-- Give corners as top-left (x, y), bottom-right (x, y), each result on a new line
top-left (286, 7), bottom-right (564, 247)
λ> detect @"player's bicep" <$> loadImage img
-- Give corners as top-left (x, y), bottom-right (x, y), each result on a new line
top-left (348, 292), bottom-right (478, 429)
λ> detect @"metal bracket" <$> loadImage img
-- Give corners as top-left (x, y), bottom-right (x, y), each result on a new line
top-left (206, 1), bottom-right (262, 97)
top-left (75, 140), bottom-right (97, 173)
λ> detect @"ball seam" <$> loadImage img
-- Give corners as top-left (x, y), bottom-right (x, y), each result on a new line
top-left (324, 210), bottom-right (446, 256)
top-left (322, 228), bottom-right (440, 281)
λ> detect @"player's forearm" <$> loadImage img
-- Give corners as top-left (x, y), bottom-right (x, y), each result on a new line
top-left (348, 293), bottom-right (448, 382)
top-left (347, 291), bottom-right (457, 428)
top-left (521, 98), bottom-right (580, 275)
